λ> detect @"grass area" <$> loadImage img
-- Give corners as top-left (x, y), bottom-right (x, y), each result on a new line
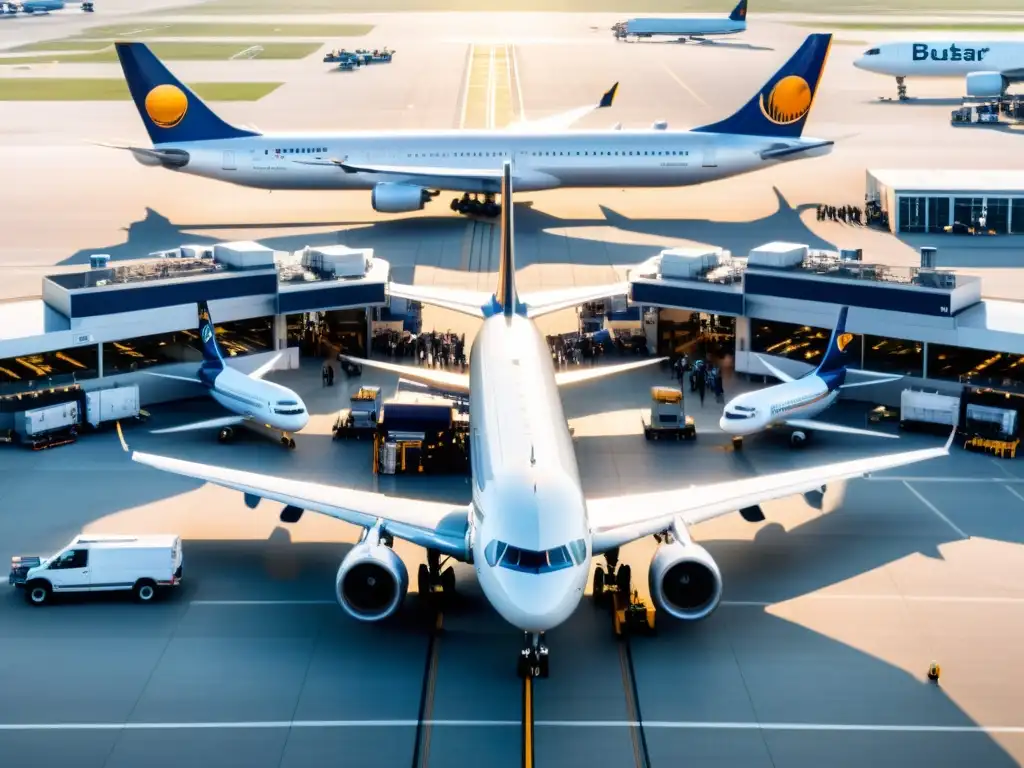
top-left (77, 22), bottom-right (373, 39)
top-left (0, 79), bottom-right (282, 101)
top-left (157, 0), bottom-right (1024, 12)
top-left (9, 40), bottom-right (112, 53)
top-left (798, 21), bottom-right (1024, 30)
top-left (0, 42), bottom-right (321, 65)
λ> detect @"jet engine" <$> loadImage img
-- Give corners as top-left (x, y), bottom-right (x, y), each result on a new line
top-left (648, 526), bottom-right (722, 621)
top-left (335, 532), bottom-right (408, 621)
top-left (371, 182), bottom-right (432, 213)
top-left (965, 71), bottom-right (1008, 98)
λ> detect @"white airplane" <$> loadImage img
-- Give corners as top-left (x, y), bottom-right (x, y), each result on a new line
top-left (854, 40), bottom-right (1024, 100)
top-left (720, 306), bottom-right (904, 446)
top-left (612, 0), bottom-right (747, 42)
top-left (142, 301), bottom-right (309, 448)
top-left (126, 164), bottom-right (952, 679)
top-left (105, 34), bottom-right (834, 219)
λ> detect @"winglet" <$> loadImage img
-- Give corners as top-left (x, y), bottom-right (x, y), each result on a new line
top-left (599, 82), bottom-right (619, 109)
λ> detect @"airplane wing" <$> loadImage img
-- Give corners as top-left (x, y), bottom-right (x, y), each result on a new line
top-left (783, 417), bottom-right (899, 439)
top-left (586, 429), bottom-right (954, 554)
top-left (753, 353), bottom-right (795, 383)
top-left (840, 377), bottom-right (903, 390)
top-left (388, 283), bottom-right (489, 319)
top-left (128, 450), bottom-right (469, 557)
top-left (555, 357), bottom-right (666, 387)
top-left (340, 355), bottom-right (470, 394)
top-left (846, 368), bottom-right (905, 379)
top-left (505, 83), bottom-right (619, 132)
top-left (520, 282), bottom-right (630, 319)
top-left (141, 371), bottom-right (204, 385)
top-left (150, 414), bottom-right (246, 435)
top-left (292, 158), bottom-right (506, 192)
top-left (248, 353), bottom-right (283, 381)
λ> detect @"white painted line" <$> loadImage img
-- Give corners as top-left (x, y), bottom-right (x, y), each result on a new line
top-left (991, 457), bottom-right (1016, 479)
top-left (458, 44), bottom-right (474, 129)
top-left (903, 480), bottom-right (969, 539)
top-left (1005, 483), bottom-right (1024, 504)
top-left (487, 46), bottom-right (497, 131)
top-left (723, 595), bottom-right (1024, 606)
top-left (662, 64), bottom-right (708, 107)
top-left (511, 43), bottom-right (526, 121)
top-left (2, 720), bottom-right (1023, 734)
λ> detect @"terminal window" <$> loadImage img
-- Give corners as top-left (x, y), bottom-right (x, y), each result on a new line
top-left (0, 346), bottom-right (98, 393)
top-left (751, 318), bottom-right (861, 368)
top-left (927, 342), bottom-right (1024, 391)
top-left (1012, 200), bottom-right (1024, 234)
top-left (863, 335), bottom-right (922, 377)
top-left (926, 197), bottom-right (950, 233)
top-left (898, 196), bottom-right (926, 233)
top-left (953, 197), bottom-right (985, 228)
top-left (986, 198), bottom-right (1010, 234)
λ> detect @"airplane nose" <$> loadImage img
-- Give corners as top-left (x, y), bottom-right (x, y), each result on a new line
top-left (490, 569), bottom-right (581, 632)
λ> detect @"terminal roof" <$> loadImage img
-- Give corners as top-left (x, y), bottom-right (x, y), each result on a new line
top-left (869, 169), bottom-right (1024, 194)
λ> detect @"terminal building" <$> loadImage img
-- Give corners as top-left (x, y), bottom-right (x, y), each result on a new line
top-left (4, 235), bottom-right (1024, 433)
top-left (867, 169), bottom-right (1024, 235)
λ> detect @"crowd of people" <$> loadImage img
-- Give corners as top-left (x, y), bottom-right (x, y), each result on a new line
top-left (671, 355), bottom-right (725, 406)
top-left (369, 328), bottom-right (468, 371)
top-left (817, 204), bottom-right (864, 224)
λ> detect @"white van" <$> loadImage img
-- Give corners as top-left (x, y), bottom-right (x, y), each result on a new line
top-left (9, 534), bottom-right (183, 606)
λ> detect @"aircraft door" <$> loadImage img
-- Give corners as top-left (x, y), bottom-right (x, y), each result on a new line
top-left (222, 151), bottom-right (237, 171)
top-left (701, 146), bottom-right (717, 168)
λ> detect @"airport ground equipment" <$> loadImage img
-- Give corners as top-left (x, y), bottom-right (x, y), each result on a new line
top-left (81, 0), bottom-right (93, 9)
top-left (642, 386), bottom-right (696, 440)
top-left (372, 400), bottom-right (468, 475)
top-left (899, 390), bottom-right (959, 435)
top-left (332, 386), bottom-right (381, 439)
top-left (928, 661), bottom-right (941, 684)
top-left (83, 385), bottom-right (142, 429)
top-left (592, 550), bottom-right (656, 638)
top-left (11, 534), bottom-right (183, 606)
top-left (14, 401), bottom-right (79, 450)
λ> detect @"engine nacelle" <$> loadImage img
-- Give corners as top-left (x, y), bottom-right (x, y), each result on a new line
top-left (965, 71), bottom-right (1008, 98)
top-left (648, 539), bottom-right (723, 621)
top-left (371, 182), bottom-right (430, 213)
top-left (335, 538), bottom-right (408, 621)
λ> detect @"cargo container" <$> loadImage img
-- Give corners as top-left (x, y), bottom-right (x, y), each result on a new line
top-left (900, 390), bottom-right (959, 434)
top-left (16, 401), bottom-right (79, 439)
top-left (84, 385), bottom-right (141, 428)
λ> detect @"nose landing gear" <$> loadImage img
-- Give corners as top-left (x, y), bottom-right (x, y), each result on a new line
top-left (279, 434), bottom-right (297, 449)
top-left (451, 193), bottom-right (501, 218)
top-left (417, 548), bottom-right (456, 608)
top-left (518, 631), bottom-right (549, 679)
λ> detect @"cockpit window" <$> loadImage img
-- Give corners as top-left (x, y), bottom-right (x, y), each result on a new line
top-left (568, 538), bottom-right (587, 565)
top-left (274, 407), bottom-right (305, 415)
top-left (492, 541), bottom-right (575, 574)
top-left (735, 405), bottom-right (755, 412)
top-left (277, 400), bottom-right (299, 406)
top-left (865, 48), bottom-right (880, 55)
top-left (724, 411), bottom-right (753, 420)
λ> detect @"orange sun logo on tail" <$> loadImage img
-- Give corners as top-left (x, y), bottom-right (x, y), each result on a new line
top-left (759, 75), bottom-right (812, 125)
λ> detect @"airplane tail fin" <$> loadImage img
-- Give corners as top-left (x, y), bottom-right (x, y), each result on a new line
top-left (693, 32), bottom-right (831, 138)
top-left (491, 161), bottom-right (523, 318)
top-left (729, 0), bottom-right (748, 22)
top-left (815, 306), bottom-right (851, 378)
top-left (197, 301), bottom-right (225, 371)
top-left (115, 42), bottom-right (260, 145)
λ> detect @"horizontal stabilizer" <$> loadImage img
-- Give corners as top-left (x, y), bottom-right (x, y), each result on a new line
top-left (784, 417), bottom-right (898, 439)
top-left (555, 357), bottom-right (666, 387)
top-left (847, 368), bottom-right (906, 379)
top-left (92, 141), bottom-right (190, 168)
top-left (141, 371), bottom-right (204, 385)
top-left (753, 353), bottom-right (796, 383)
top-left (521, 282), bottom-right (630, 319)
top-left (506, 82), bottom-right (618, 132)
top-left (340, 355), bottom-right (470, 394)
top-left (248, 353), bottom-right (283, 381)
top-left (840, 376), bottom-right (903, 390)
top-left (389, 283), bottom-right (488, 319)
top-left (150, 415), bottom-right (246, 435)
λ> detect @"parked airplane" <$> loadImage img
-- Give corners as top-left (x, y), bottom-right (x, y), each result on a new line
top-left (854, 40), bottom-right (1024, 100)
top-left (142, 301), bottom-right (308, 448)
top-left (16, 0), bottom-right (65, 11)
top-left (127, 164), bottom-right (952, 679)
top-left (720, 306), bottom-right (904, 446)
top-left (612, 0), bottom-right (747, 42)
top-left (106, 33), bottom-right (834, 219)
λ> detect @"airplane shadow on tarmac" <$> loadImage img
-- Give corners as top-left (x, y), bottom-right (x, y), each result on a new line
top-left (58, 187), bottom-right (836, 278)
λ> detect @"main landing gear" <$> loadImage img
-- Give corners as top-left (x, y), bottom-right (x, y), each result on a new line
top-left (451, 193), bottom-right (501, 218)
top-left (279, 434), bottom-right (297, 450)
top-left (518, 631), bottom-right (549, 679)
top-left (894, 76), bottom-right (908, 101)
top-left (417, 548), bottom-right (456, 607)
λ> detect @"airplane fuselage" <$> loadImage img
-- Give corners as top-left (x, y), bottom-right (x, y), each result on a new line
top-left (468, 312), bottom-right (591, 633)
top-left (616, 17), bottom-right (745, 38)
top-left (854, 41), bottom-right (1022, 77)
top-left (147, 129), bottom-right (832, 194)
top-left (719, 373), bottom-right (837, 436)
top-left (207, 365), bottom-right (309, 435)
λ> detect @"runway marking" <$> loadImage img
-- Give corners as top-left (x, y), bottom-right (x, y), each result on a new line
top-left (4, 720), bottom-right (1024, 733)
top-left (1004, 483), bottom-right (1024, 504)
top-left (458, 44), bottom-right (474, 129)
top-left (190, 600), bottom-right (336, 606)
top-left (903, 480), bottom-right (969, 540)
top-left (991, 457), bottom-right (1016, 479)
top-left (662, 64), bottom-right (708, 107)
top-left (510, 44), bottom-right (525, 121)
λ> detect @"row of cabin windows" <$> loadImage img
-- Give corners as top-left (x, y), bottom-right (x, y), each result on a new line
top-left (405, 150), bottom-right (691, 158)
top-left (266, 147), bottom-right (327, 155)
